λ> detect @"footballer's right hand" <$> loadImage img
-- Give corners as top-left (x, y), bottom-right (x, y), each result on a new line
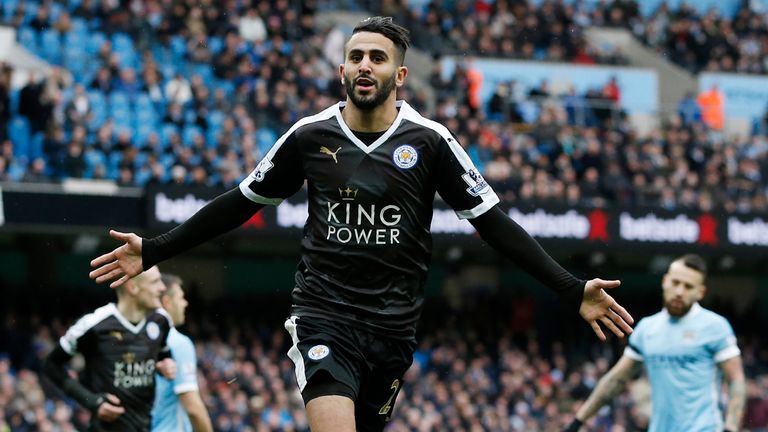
top-left (96, 393), bottom-right (124, 422)
top-left (89, 230), bottom-right (143, 288)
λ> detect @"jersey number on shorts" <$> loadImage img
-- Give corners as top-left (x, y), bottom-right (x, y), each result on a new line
top-left (378, 379), bottom-right (400, 416)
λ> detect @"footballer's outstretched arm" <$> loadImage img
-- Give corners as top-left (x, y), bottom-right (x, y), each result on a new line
top-left (566, 356), bottom-right (643, 431)
top-left (720, 355), bottom-right (746, 432)
top-left (90, 188), bottom-right (263, 287)
top-left (469, 206), bottom-right (633, 340)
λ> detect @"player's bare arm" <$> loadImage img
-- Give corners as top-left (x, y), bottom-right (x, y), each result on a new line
top-left (720, 356), bottom-right (746, 432)
top-left (567, 356), bottom-right (642, 431)
top-left (179, 391), bottom-right (214, 432)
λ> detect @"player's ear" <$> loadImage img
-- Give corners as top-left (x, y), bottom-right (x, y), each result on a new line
top-left (339, 65), bottom-right (345, 85)
top-left (395, 66), bottom-right (408, 88)
top-left (697, 284), bottom-right (707, 300)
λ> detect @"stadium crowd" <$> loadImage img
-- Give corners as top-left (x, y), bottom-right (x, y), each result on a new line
top-left (2, 296), bottom-right (768, 431)
top-left (0, 0), bottom-right (766, 214)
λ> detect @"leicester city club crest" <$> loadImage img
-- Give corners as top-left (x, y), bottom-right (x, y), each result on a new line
top-left (146, 322), bottom-right (160, 340)
top-left (393, 145), bottom-right (418, 169)
top-left (307, 344), bottom-right (330, 361)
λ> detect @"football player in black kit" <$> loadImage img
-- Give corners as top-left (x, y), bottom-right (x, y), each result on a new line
top-left (44, 266), bottom-right (176, 431)
top-left (89, 17), bottom-right (634, 432)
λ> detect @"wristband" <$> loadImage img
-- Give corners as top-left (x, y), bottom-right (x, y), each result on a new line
top-left (90, 393), bottom-right (106, 412)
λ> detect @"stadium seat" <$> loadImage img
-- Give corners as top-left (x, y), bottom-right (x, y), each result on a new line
top-left (40, 29), bottom-right (62, 64)
top-left (87, 31), bottom-right (106, 55)
top-left (2, 0), bottom-right (18, 21)
top-left (9, 116), bottom-right (31, 159)
top-left (182, 125), bottom-right (203, 147)
top-left (170, 35), bottom-right (187, 59)
top-left (17, 26), bottom-right (38, 52)
top-left (22, 1), bottom-right (39, 25)
top-left (256, 128), bottom-right (277, 155)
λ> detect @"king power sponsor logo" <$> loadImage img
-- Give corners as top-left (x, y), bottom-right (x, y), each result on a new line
top-left (728, 217), bottom-right (768, 246)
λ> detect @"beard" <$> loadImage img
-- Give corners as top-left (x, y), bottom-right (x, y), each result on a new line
top-left (344, 71), bottom-right (397, 111)
top-left (664, 298), bottom-right (692, 317)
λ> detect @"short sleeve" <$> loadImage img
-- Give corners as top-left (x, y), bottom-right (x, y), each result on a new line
top-left (710, 317), bottom-right (740, 363)
top-left (624, 319), bottom-right (645, 361)
top-left (434, 134), bottom-right (499, 219)
top-left (239, 130), bottom-right (305, 205)
top-left (172, 335), bottom-right (199, 394)
top-left (60, 313), bottom-right (97, 355)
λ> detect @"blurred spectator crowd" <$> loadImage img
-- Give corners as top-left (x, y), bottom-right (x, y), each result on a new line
top-left (0, 0), bottom-right (766, 214)
top-left (2, 298), bottom-right (768, 432)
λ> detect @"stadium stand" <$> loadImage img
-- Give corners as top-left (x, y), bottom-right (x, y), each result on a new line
top-left (0, 0), bottom-right (765, 213)
top-left (1, 0), bottom-right (768, 430)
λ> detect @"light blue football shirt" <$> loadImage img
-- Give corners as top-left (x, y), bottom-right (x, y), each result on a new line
top-left (152, 327), bottom-right (199, 432)
top-left (624, 303), bottom-right (740, 432)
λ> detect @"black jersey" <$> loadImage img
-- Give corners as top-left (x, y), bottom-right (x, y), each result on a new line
top-left (240, 101), bottom-right (499, 339)
top-left (59, 303), bottom-right (172, 431)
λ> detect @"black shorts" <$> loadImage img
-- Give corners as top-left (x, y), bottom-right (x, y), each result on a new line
top-left (284, 315), bottom-right (416, 432)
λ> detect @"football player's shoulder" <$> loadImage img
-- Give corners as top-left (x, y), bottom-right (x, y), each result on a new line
top-left (292, 104), bottom-right (339, 137)
top-left (636, 310), bottom-right (666, 331)
top-left (399, 104), bottom-right (453, 144)
top-left (699, 306), bottom-right (733, 331)
top-left (151, 308), bottom-right (174, 329)
top-left (72, 303), bottom-right (116, 329)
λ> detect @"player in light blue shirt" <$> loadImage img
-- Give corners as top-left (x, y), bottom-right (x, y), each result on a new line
top-left (567, 254), bottom-right (746, 432)
top-left (152, 274), bottom-right (212, 432)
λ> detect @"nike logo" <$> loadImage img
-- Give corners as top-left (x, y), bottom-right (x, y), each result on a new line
top-left (320, 146), bottom-right (341, 163)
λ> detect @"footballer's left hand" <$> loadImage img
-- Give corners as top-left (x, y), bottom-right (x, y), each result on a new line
top-left (580, 279), bottom-right (634, 341)
top-left (156, 358), bottom-right (176, 379)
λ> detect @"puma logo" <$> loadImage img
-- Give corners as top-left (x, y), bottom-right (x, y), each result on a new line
top-left (320, 146), bottom-right (341, 163)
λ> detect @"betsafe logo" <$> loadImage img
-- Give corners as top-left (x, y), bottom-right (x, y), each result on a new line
top-left (618, 212), bottom-right (719, 245)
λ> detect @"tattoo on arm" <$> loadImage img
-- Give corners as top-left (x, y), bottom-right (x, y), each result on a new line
top-left (577, 362), bottom-right (639, 421)
top-left (725, 378), bottom-right (746, 431)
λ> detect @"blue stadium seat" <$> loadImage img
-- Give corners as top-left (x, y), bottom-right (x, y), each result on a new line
top-left (9, 116), bottom-right (31, 159)
top-left (49, 2), bottom-right (63, 22)
top-left (2, 0), bottom-right (18, 21)
top-left (87, 31), bottom-right (106, 55)
top-left (70, 17), bottom-right (88, 35)
top-left (64, 31), bottom-right (87, 48)
top-left (109, 92), bottom-right (130, 109)
top-left (208, 36), bottom-right (224, 54)
top-left (160, 124), bottom-right (179, 148)
top-left (17, 26), bottom-right (38, 52)
top-left (29, 132), bottom-right (44, 160)
top-left (84, 149), bottom-right (106, 178)
top-left (22, 1), bottom-right (39, 25)
top-left (182, 125), bottom-right (202, 147)
top-left (9, 88), bottom-right (19, 114)
top-left (256, 128), bottom-right (277, 155)
top-left (170, 35), bottom-right (187, 59)
top-left (40, 29), bottom-right (62, 64)
top-left (207, 110), bottom-right (225, 131)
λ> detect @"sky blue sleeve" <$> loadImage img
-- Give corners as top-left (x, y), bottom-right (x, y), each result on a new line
top-left (624, 318), bottom-right (645, 361)
top-left (709, 316), bottom-right (740, 363)
top-left (172, 335), bottom-right (199, 394)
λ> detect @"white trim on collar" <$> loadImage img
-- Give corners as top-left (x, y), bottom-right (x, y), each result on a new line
top-left (662, 302), bottom-right (702, 321)
top-left (108, 303), bottom-right (147, 334)
top-left (333, 100), bottom-right (410, 154)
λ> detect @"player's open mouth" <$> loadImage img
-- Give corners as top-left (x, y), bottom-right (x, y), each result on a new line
top-left (356, 77), bottom-right (375, 91)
